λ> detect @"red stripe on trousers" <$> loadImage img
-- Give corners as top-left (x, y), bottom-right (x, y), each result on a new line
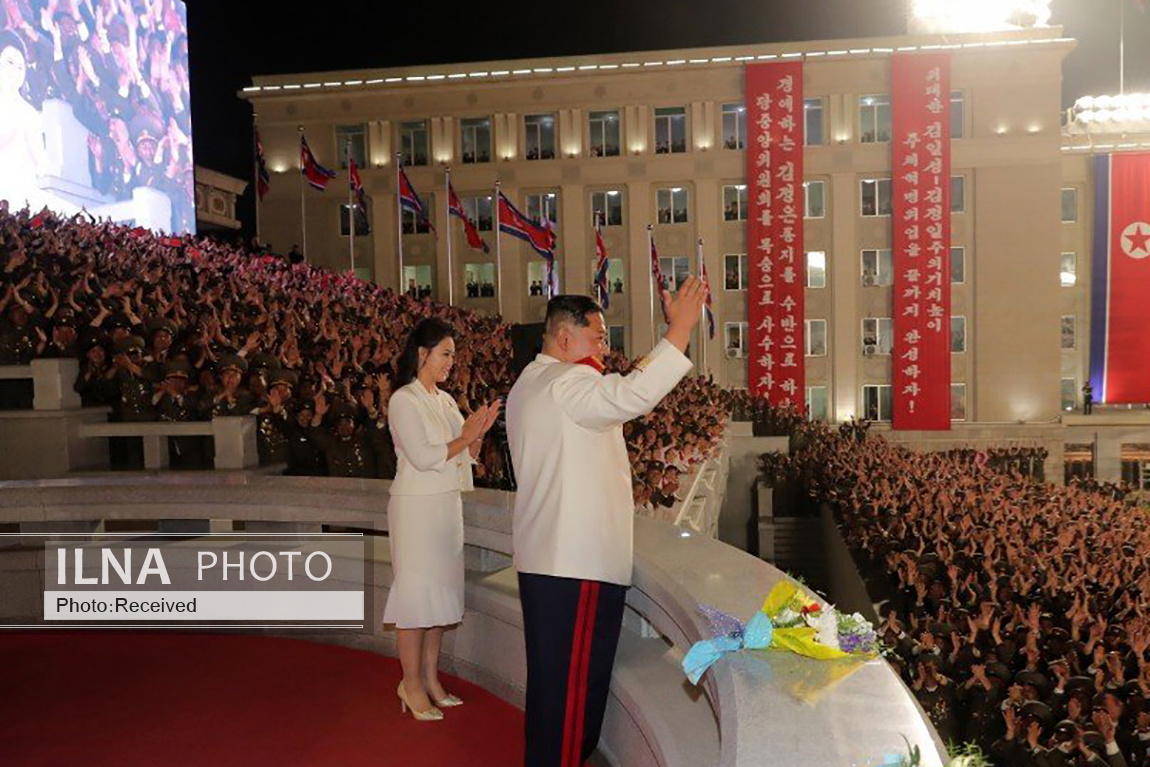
top-left (569, 582), bottom-right (600, 767)
top-left (560, 582), bottom-right (591, 767)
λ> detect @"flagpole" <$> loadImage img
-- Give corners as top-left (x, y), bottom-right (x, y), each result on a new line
top-left (1120, 0), bottom-right (1126, 95)
top-left (697, 237), bottom-right (707, 377)
top-left (495, 180), bottom-right (504, 317)
top-left (298, 126), bottom-right (306, 262)
top-left (395, 153), bottom-right (404, 296)
top-left (253, 112), bottom-right (261, 245)
top-left (647, 224), bottom-right (656, 349)
top-left (347, 139), bottom-right (356, 276)
top-left (445, 167), bottom-right (455, 306)
top-left (594, 210), bottom-right (602, 307)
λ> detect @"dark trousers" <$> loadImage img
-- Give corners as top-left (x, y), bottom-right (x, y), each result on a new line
top-left (518, 572), bottom-right (627, 767)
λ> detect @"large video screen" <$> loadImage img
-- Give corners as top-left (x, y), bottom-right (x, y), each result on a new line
top-left (0, 0), bottom-right (193, 234)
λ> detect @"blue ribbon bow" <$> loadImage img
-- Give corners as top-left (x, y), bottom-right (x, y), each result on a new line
top-left (682, 611), bottom-right (774, 684)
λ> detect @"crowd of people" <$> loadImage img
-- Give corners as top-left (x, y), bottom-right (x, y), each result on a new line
top-left (0, 205), bottom-right (726, 502)
top-left (757, 406), bottom-right (1147, 766)
top-left (0, 0), bottom-right (195, 232)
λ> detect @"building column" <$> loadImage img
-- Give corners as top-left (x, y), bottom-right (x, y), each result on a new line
top-left (372, 183), bottom-right (400, 294)
top-left (830, 170), bottom-right (859, 422)
top-left (1095, 434), bottom-right (1121, 483)
top-left (625, 181), bottom-right (657, 353)
top-left (561, 184), bottom-right (587, 298)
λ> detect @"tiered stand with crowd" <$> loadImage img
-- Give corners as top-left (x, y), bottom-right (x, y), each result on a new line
top-left (0, 206), bottom-right (725, 509)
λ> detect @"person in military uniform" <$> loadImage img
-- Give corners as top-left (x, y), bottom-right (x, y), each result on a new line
top-left (254, 367), bottom-right (295, 466)
top-left (109, 335), bottom-right (156, 469)
top-left (279, 399), bottom-right (327, 476)
top-left (912, 654), bottom-right (960, 745)
top-left (0, 285), bottom-right (42, 409)
top-left (74, 330), bottom-right (117, 408)
top-left (306, 395), bottom-right (376, 478)
top-left (357, 380), bottom-right (397, 479)
top-left (206, 354), bottom-right (254, 418)
top-left (142, 317), bottom-right (177, 384)
top-left (41, 306), bottom-right (80, 359)
top-left (152, 358), bottom-right (207, 469)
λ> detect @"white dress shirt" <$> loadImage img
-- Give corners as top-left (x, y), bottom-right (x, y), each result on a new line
top-left (507, 339), bottom-right (693, 586)
top-left (388, 382), bottom-right (475, 496)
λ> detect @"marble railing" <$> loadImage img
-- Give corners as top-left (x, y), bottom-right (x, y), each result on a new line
top-left (0, 474), bottom-right (947, 767)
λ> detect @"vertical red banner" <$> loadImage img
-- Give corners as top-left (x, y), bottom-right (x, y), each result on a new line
top-left (892, 53), bottom-right (951, 430)
top-left (746, 62), bottom-right (805, 410)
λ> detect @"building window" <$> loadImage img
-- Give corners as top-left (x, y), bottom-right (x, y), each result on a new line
top-left (1061, 188), bottom-right (1078, 223)
top-left (859, 94), bottom-right (891, 143)
top-left (464, 263), bottom-right (497, 298)
top-left (951, 246), bottom-right (965, 284)
top-left (461, 117), bottom-right (492, 164)
top-left (861, 179), bottom-right (892, 216)
top-left (862, 317), bottom-right (893, 355)
top-left (591, 190), bottom-right (623, 226)
top-left (525, 114), bottom-right (556, 161)
top-left (951, 316), bottom-right (967, 353)
top-left (805, 319), bottom-right (827, 356)
top-left (725, 322), bottom-right (747, 359)
top-left (463, 196), bottom-right (493, 231)
top-left (654, 107), bottom-right (687, 154)
top-left (339, 203), bottom-right (370, 236)
top-left (1061, 378), bottom-right (1077, 411)
top-left (1061, 252), bottom-right (1077, 287)
top-left (527, 261), bottom-right (556, 296)
top-left (402, 265), bottom-right (433, 299)
top-left (657, 187), bottom-right (689, 224)
top-left (526, 192), bottom-right (559, 225)
top-left (724, 254), bottom-right (748, 291)
top-left (592, 258), bottom-right (625, 296)
top-left (659, 256), bottom-right (690, 291)
top-left (951, 383), bottom-right (967, 421)
top-left (589, 110), bottom-right (621, 157)
top-left (804, 97), bottom-right (824, 146)
top-left (862, 384), bottom-right (893, 422)
top-left (608, 326), bottom-right (626, 353)
top-left (806, 251), bottom-right (827, 289)
top-left (804, 180), bottom-right (825, 218)
top-left (806, 386), bottom-right (828, 421)
top-left (950, 176), bottom-right (965, 213)
top-left (335, 124), bottom-right (366, 169)
top-left (950, 91), bottom-right (964, 139)
top-left (1061, 315), bottom-right (1077, 350)
top-left (722, 103), bottom-right (746, 150)
top-left (402, 207), bottom-right (431, 235)
top-left (862, 249), bottom-right (893, 287)
top-left (723, 185), bottom-right (748, 221)
top-left (399, 120), bottom-right (429, 166)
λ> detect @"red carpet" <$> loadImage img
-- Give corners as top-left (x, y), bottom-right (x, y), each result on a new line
top-left (1, 633), bottom-right (524, 767)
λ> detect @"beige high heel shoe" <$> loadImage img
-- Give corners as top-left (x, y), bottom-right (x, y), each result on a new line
top-left (397, 682), bottom-right (444, 721)
top-left (433, 693), bottom-right (464, 707)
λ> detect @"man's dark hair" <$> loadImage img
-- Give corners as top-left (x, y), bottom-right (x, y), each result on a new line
top-left (544, 295), bottom-right (601, 336)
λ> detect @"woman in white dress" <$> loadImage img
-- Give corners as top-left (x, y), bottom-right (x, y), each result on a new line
top-left (384, 317), bottom-right (500, 721)
top-left (0, 32), bottom-right (48, 212)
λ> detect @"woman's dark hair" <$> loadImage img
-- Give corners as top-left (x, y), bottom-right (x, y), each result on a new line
top-left (0, 30), bottom-right (28, 63)
top-left (392, 317), bottom-right (455, 389)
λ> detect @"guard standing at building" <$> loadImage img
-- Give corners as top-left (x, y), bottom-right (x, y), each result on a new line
top-left (506, 280), bottom-right (705, 767)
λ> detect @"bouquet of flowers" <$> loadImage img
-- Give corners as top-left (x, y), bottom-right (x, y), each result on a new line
top-left (682, 579), bottom-right (880, 684)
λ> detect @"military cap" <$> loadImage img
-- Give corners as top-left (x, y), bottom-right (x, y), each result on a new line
top-left (164, 359), bottom-right (191, 379)
top-left (114, 335), bottom-right (146, 353)
top-left (217, 354), bottom-right (248, 375)
top-left (269, 369), bottom-right (298, 389)
top-left (146, 317), bottom-right (177, 338)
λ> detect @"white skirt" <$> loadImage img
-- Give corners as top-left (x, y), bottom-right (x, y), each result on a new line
top-left (382, 490), bottom-right (465, 629)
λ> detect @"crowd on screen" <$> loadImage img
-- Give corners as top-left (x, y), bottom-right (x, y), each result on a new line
top-left (757, 403), bottom-right (1145, 766)
top-left (0, 206), bottom-right (726, 501)
top-left (0, 0), bottom-right (193, 230)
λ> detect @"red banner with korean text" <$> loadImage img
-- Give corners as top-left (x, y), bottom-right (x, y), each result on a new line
top-left (892, 53), bottom-right (951, 430)
top-left (746, 62), bottom-right (805, 410)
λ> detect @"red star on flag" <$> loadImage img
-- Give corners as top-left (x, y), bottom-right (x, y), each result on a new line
top-left (1126, 223), bottom-right (1150, 256)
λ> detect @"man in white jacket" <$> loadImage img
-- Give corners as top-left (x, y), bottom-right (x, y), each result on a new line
top-left (507, 279), bottom-right (706, 767)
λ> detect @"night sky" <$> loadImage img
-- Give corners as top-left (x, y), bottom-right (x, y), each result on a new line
top-left (186, 0), bottom-right (1150, 237)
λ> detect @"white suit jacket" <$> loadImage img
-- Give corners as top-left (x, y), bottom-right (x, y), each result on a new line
top-left (388, 382), bottom-right (475, 497)
top-left (506, 339), bottom-right (693, 586)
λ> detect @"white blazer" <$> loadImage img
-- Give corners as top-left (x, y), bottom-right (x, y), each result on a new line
top-left (506, 339), bottom-right (693, 586)
top-left (388, 382), bottom-right (475, 496)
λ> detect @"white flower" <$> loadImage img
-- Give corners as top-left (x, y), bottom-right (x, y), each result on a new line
top-left (774, 607), bottom-right (800, 627)
top-left (813, 608), bottom-right (841, 650)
